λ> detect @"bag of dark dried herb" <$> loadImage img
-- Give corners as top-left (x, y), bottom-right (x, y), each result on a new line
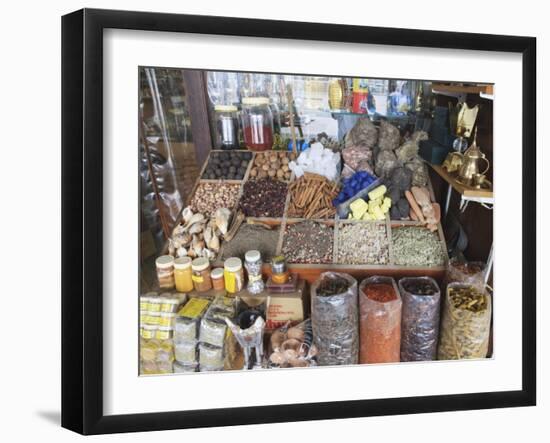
top-left (398, 277), bottom-right (441, 362)
top-left (311, 272), bottom-right (358, 366)
top-left (438, 282), bottom-right (492, 360)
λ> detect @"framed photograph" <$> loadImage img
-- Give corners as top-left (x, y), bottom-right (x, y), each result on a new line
top-left (62, 8), bottom-right (536, 435)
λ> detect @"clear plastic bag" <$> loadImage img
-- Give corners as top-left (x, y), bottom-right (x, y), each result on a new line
top-left (438, 283), bottom-right (492, 360)
top-left (199, 318), bottom-right (227, 348)
top-left (445, 258), bottom-right (486, 292)
top-left (359, 276), bottom-right (402, 364)
top-left (311, 272), bottom-right (359, 366)
top-left (174, 340), bottom-right (198, 364)
top-left (398, 277), bottom-right (441, 362)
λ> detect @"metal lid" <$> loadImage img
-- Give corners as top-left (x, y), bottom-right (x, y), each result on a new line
top-left (224, 257), bottom-right (242, 272)
top-left (191, 257), bottom-right (210, 272)
top-left (156, 255), bottom-right (175, 268)
top-left (174, 256), bottom-right (192, 269)
top-left (245, 250), bottom-right (261, 263)
top-left (211, 268), bottom-right (224, 279)
top-left (242, 97), bottom-right (270, 106)
top-left (215, 104), bottom-right (238, 112)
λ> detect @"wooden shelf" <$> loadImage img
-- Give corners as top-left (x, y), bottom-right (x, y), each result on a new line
top-left (431, 164), bottom-right (493, 199)
top-left (431, 83), bottom-right (494, 96)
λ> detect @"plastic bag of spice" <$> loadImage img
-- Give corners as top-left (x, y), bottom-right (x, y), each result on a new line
top-left (398, 277), bottom-right (441, 362)
top-left (445, 258), bottom-right (486, 292)
top-left (438, 282), bottom-right (492, 360)
top-left (359, 276), bottom-right (402, 364)
top-left (311, 272), bottom-right (359, 366)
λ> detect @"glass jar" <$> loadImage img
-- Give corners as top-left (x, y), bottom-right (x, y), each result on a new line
top-left (240, 97), bottom-right (274, 151)
top-left (191, 257), bottom-right (212, 292)
top-left (271, 255), bottom-right (289, 284)
top-left (245, 250), bottom-right (264, 294)
top-left (211, 267), bottom-right (225, 291)
top-left (156, 255), bottom-right (175, 289)
top-left (214, 105), bottom-right (240, 150)
top-left (174, 256), bottom-right (194, 293)
top-left (224, 257), bottom-right (244, 294)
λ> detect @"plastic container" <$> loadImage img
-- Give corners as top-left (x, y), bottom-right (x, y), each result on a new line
top-left (241, 97), bottom-right (274, 151)
top-left (224, 257), bottom-right (244, 294)
top-left (173, 361), bottom-right (198, 373)
top-left (174, 256), bottom-right (194, 293)
top-left (245, 250), bottom-right (264, 294)
top-left (156, 255), bottom-right (175, 289)
top-left (214, 105), bottom-right (240, 150)
top-left (191, 257), bottom-right (212, 292)
top-left (211, 267), bottom-right (225, 291)
top-left (398, 277), bottom-right (440, 362)
top-left (359, 276), bottom-right (402, 364)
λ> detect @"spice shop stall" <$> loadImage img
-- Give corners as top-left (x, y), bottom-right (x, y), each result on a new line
top-left (139, 69), bottom-right (494, 374)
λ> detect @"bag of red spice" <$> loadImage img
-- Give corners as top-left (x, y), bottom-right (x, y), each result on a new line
top-left (359, 276), bottom-right (402, 364)
top-left (398, 276), bottom-right (441, 362)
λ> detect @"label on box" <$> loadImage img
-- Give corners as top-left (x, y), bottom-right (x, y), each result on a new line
top-left (266, 296), bottom-right (304, 330)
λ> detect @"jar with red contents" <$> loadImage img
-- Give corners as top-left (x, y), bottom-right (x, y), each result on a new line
top-left (240, 97), bottom-right (274, 151)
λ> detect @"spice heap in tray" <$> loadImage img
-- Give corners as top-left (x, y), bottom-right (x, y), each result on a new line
top-left (170, 118), bottom-right (448, 268)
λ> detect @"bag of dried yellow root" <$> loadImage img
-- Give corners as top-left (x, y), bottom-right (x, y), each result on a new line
top-left (437, 283), bottom-right (492, 360)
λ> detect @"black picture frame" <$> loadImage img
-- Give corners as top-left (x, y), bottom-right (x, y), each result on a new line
top-left (62, 8), bottom-right (537, 435)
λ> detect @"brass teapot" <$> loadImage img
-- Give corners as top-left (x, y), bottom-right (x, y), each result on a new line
top-left (455, 128), bottom-right (490, 186)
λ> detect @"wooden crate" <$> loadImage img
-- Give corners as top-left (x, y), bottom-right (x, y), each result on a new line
top-left (167, 150), bottom-right (448, 283)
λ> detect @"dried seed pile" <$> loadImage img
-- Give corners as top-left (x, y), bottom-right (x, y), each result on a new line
top-left (221, 223), bottom-right (280, 262)
top-left (312, 273), bottom-right (359, 365)
top-left (287, 173), bottom-right (339, 219)
top-left (316, 275), bottom-right (351, 297)
top-left (202, 151), bottom-right (252, 180)
top-left (282, 221), bottom-right (333, 264)
top-left (392, 226), bottom-right (445, 267)
top-left (337, 223), bottom-right (389, 264)
top-left (190, 182), bottom-right (240, 216)
top-left (239, 179), bottom-right (288, 218)
top-left (399, 277), bottom-right (440, 362)
top-left (249, 151), bottom-right (294, 181)
top-left (438, 285), bottom-right (491, 360)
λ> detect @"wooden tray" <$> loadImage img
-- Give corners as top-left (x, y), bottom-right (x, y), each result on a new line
top-left (167, 151), bottom-right (448, 283)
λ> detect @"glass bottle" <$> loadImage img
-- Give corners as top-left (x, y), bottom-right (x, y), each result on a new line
top-left (214, 105), bottom-right (240, 150)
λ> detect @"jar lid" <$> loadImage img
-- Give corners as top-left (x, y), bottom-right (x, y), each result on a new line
top-left (245, 250), bottom-right (261, 263)
top-left (242, 97), bottom-right (270, 106)
top-left (143, 324), bottom-right (157, 330)
top-left (160, 312), bottom-right (176, 318)
top-left (211, 268), bottom-right (224, 279)
top-left (191, 257), bottom-right (210, 272)
top-left (224, 257), bottom-right (242, 272)
top-left (156, 255), bottom-right (175, 268)
top-left (215, 104), bottom-right (238, 112)
top-left (174, 256), bottom-right (192, 269)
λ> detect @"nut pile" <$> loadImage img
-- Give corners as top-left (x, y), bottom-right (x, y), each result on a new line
top-left (238, 179), bottom-right (288, 218)
top-left (282, 221), bottom-right (333, 264)
top-left (202, 151), bottom-right (252, 180)
top-left (392, 226), bottom-right (445, 267)
top-left (249, 151), bottom-right (295, 181)
top-left (190, 182), bottom-right (240, 216)
top-left (337, 223), bottom-right (389, 264)
top-left (287, 173), bottom-right (339, 219)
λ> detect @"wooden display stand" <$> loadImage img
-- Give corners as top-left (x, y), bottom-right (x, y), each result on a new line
top-left (169, 150), bottom-right (448, 284)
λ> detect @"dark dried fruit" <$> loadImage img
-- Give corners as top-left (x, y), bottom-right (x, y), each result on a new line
top-left (239, 179), bottom-right (288, 218)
